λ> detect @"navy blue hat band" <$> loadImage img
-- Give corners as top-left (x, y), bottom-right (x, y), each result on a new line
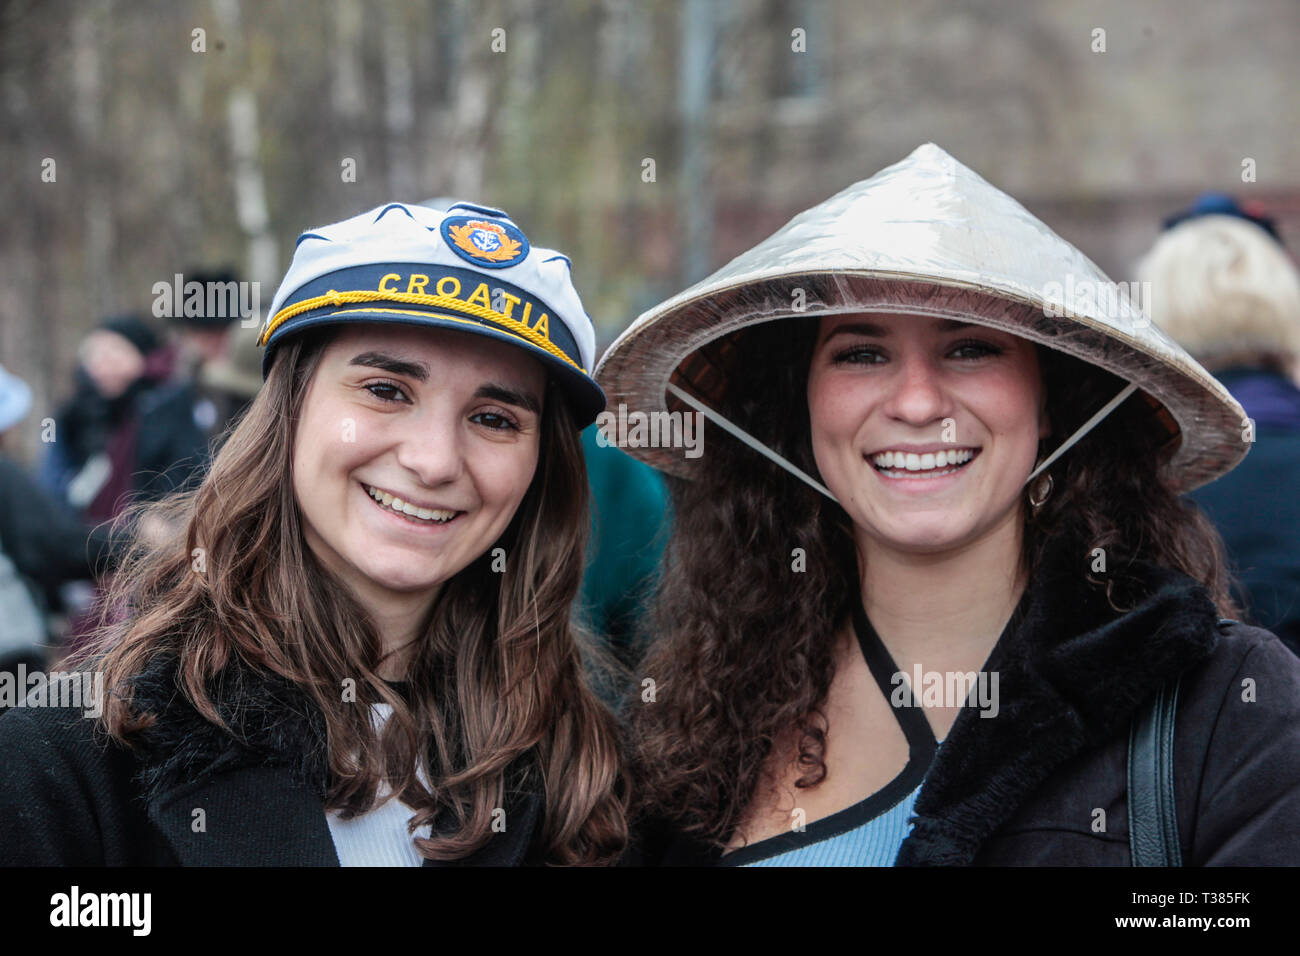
top-left (260, 262), bottom-right (584, 373)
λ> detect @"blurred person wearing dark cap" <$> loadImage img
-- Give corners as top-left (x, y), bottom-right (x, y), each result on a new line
top-left (197, 321), bottom-right (263, 443)
top-left (37, 313), bottom-right (209, 654)
top-left (155, 268), bottom-right (249, 446)
top-left (1136, 195), bottom-right (1300, 655)
top-left (40, 314), bottom-right (209, 523)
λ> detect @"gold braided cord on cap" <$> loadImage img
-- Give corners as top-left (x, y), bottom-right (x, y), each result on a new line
top-left (259, 289), bottom-right (584, 372)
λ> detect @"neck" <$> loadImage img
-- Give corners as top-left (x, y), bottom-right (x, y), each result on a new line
top-left (303, 530), bottom-right (439, 681)
top-left (363, 586), bottom-right (439, 681)
top-left (857, 507), bottom-right (1028, 673)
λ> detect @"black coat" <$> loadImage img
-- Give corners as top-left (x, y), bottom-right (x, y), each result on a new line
top-left (0, 655), bottom-right (544, 866)
top-left (1188, 368), bottom-right (1300, 656)
top-left (631, 544), bottom-right (1300, 866)
top-left (0, 456), bottom-right (123, 594)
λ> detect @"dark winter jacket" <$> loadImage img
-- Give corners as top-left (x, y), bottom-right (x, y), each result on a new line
top-left (41, 367), bottom-right (211, 520)
top-left (0, 654), bottom-right (545, 866)
top-left (0, 456), bottom-right (124, 594)
top-left (629, 541), bottom-right (1300, 866)
top-left (1188, 367), bottom-right (1300, 656)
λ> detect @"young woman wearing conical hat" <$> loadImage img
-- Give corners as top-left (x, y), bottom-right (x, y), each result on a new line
top-left (600, 145), bottom-right (1300, 866)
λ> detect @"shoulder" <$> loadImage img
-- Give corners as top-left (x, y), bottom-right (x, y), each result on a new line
top-left (0, 677), bottom-right (154, 864)
top-left (1174, 617), bottom-right (1300, 750)
top-left (0, 675), bottom-right (117, 762)
top-left (1173, 620), bottom-right (1300, 864)
top-left (1179, 618), bottom-right (1300, 701)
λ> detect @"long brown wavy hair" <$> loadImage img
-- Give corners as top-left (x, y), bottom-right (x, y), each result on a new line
top-left (628, 314), bottom-right (1240, 848)
top-left (78, 327), bottom-right (628, 865)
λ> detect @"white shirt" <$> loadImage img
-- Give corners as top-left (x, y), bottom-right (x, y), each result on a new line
top-left (324, 703), bottom-right (432, 866)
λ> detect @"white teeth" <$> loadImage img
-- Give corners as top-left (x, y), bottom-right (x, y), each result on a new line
top-left (364, 485), bottom-right (457, 523)
top-left (869, 448), bottom-right (977, 475)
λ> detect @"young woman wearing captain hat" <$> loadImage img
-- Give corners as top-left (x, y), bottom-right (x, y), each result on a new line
top-left (0, 201), bottom-right (627, 865)
top-left (603, 144), bottom-right (1300, 866)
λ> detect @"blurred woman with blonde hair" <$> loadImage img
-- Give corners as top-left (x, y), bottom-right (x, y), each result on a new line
top-left (1136, 197), bottom-right (1300, 655)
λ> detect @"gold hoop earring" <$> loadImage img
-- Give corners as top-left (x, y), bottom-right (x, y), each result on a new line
top-left (1028, 471), bottom-right (1054, 510)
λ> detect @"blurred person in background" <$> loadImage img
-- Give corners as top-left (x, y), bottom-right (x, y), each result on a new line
top-left (37, 314), bottom-right (209, 653)
top-left (197, 321), bottom-right (264, 442)
top-left (1136, 195), bottom-right (1300, 656)
top-left (579, 425), bottom-right (668, 664)
top-left (580, 408), bottom-right (669, 668)
top-left (41, 314), bottom-right (210, 520)
top-left (159, 268), bottom-right (250, 448)
top-left (0, 364), bottom-right (125, 702)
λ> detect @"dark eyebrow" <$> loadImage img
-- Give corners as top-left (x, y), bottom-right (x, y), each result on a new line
top-left (348, 352), bottom-right (430, 382)
top-left (476, 383), bottom-right (542, 415)
top-left (820, 319), bottom-right (977, 345)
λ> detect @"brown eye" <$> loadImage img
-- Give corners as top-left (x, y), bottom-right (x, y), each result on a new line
top-left (470, 411), bottom-right (519, 431)
top-left (364, 381), bottom-right (409, 403)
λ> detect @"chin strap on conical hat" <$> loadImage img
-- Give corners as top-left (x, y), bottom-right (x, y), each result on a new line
top-left (667, 380), bottom-right (1140, 508)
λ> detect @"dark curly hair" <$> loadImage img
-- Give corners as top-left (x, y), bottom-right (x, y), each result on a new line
top-left (626, 313), bottom-right (1240, 849)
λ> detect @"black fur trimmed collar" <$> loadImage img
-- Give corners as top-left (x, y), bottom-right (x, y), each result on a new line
top-left (127, 653), bottom-right (333, 807)
top-left (894, 539), bottom-right (1220, 865)
top-left (120, 654), bottom-right (545, 866)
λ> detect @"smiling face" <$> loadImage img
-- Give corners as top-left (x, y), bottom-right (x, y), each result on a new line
top-left (292, 323), bottom-right (546, 610)
top-left (806, 313), bottom-right (1050, 556)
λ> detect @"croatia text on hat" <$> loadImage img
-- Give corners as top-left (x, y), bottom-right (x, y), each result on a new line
top-left (263, 262), bottom-right (571, 366)
top-left (374, 272), bottom-right (551, 340)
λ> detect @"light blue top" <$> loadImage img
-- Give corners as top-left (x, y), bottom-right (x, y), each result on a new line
top-left (738, 779), bottom-right (924, 867)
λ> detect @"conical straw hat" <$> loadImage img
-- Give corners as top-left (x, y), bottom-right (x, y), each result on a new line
top-left (595, 143), bottom-right (1248, 492)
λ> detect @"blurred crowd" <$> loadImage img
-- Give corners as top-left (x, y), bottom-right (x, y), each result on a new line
top-left (2, 192), bottom-right (1299, 705)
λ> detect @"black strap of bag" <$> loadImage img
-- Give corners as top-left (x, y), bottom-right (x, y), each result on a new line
top-left (1127, 676), bottom-right (1182, 865)
top-left (1126, 618), bottom-right (1235, 866)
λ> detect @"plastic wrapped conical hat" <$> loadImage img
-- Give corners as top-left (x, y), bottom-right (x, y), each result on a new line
top-left (595, 143), bottom-right (1248, 492)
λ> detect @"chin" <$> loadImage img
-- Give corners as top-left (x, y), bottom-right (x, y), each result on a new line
top-left (870, 520), bottom-right (976, 554)
top-left (354, 557), bottom-right (449, 594)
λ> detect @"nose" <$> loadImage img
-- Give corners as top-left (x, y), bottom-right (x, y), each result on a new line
top-left (881, 353), bottom-right (952, 427)
top-left (393, 407), bottom-right (466, 488)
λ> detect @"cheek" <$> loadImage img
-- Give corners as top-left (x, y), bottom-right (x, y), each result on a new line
top-left (294, 396), bottom-right (377, 494)
top-left (472, 442), bottom-right (540, 512)
top-left (972, 368), bottom-right (1044, 452)
top-left (808, 372), bottom-right (871, 453)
